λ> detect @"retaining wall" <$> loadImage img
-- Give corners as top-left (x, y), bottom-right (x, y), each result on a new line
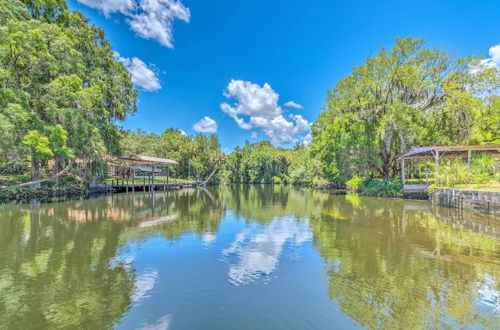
top-left (430, 188), bottom-right (500, 216)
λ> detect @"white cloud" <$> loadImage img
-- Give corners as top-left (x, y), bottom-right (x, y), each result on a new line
top-left (78, 0), bottom-right (190, 48)
top-left (115, 52), bottom-right (161, 91)
top-left (221, 80), bottom-right (311, 145)
top-left (251, 132), bottom-right (258, 139)
top-left (284, 101), bottom-right (303, 109)
top-left (77, 0), bottom-right (135, 16)
top-left (480, 43), bottom-right (500, 69)
top-left (193, 116), bottom-right (218, 133)
top-left (179, 129), bottom-right (187, 136)
top-left (303, 133), bottom-right (312, 145)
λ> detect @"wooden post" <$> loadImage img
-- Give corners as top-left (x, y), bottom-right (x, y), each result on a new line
top-left (152, 162), bottom-right (155, 192)
top-left (167, 165), bottom-right (170, 186)
top-left (425, 164), bottom-right (429, 185)
top-left (132, 169), bottom-right (135, 192)
top-left (435, 150), bottom-right (440, 170)
top-left (467, 150), bottom-right (472, 166)
top-left (143, 178), bottom-right (146, 191)
top-left (401, 159), bottom-right (405, 185)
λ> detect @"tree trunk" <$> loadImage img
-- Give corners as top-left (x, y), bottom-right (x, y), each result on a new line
top-left (54, 158), bottom-right (64, 185)
top-left (31, 155), bottom-right (40, 188)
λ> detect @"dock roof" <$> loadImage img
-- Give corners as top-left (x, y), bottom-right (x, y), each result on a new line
top-left (399, 144), bottom-right (500, 160)
top-left (118, 154), bottom-right (178, 165)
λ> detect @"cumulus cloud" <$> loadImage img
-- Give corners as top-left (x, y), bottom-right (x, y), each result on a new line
top-left (193, 116), bottom-right (218, 133)
top-left (303, 133), bottom-right (312, 145)
top-left (115, 52), bottom-right (161, 91)
top-left (77, 0), bottom-right (135, 16)
top-left (284, 101), bottom-right (303, 109)
top-left (251, 132), bottom-right (258, 139)
top-left (480, 43), bottom-right (500, 69)
top-left (78, 0), bottom-right (190, 48)
top-left (221, 80), bottom-right (311, 145)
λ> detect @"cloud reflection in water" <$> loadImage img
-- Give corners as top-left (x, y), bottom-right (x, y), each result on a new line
top-left (222, 216), bottom-right (311, 285)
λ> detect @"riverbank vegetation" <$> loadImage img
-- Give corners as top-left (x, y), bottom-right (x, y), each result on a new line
top-left (430, 155), bottom-right (500, 189)
top-left (0, 0), bottom-right (136, 185)
top-left (0, 1), bottom-right (498, 198)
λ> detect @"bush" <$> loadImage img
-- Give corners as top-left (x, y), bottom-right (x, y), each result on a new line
top-left (433, 161), bottom-right (471, 187)
top-left (0, 162), bottom-right (28, 175)
top-left (470, 154), bottom-right (496, 184)
top-left (361, 179), bottom-right (403, 197)
top-left (313, 176), bottom-right (329, 188)
top-left (346, 175), bottom-right (363, 192)
top-left (271, 176), bottom-right (282, 184)
top-left (433, 155), bottom-right (497, 187)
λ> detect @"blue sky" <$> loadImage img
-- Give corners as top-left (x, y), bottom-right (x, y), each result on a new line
top-left (68, 0), bottom-right (500, 151)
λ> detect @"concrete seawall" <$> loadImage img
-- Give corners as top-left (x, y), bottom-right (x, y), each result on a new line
top-left (430, 188), bottom-right (500, 216)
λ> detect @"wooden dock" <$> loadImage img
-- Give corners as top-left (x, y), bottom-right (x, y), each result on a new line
top-left (90, 180), bottom-right (204, 193)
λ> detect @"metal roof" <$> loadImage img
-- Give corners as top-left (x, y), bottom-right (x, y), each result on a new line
top-left (118, 154), bottom-right (178, 165)
top-left (399, 144), bottom-right (500, 160)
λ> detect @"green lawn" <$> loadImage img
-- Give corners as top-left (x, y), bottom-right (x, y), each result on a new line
top-left (444, 183), bottom-right (500, 191)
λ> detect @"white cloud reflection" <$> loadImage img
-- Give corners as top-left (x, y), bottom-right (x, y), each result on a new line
top-left (132, 270), bottom-right (159, 303)
top-left (138, 314), bottom-right (172, 330)
top-left (222, 216), bottom-right (310, 285)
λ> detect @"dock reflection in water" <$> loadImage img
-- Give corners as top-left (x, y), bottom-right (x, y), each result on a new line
top-left (0, 186), bottom-right (498, 329)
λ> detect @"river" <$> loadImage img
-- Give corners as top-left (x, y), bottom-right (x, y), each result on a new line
top-left (0, 185), bottom-right (498, 329)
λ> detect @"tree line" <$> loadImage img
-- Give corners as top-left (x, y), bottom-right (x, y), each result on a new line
top-left (0, 0), bottom-right (136, 183)
top-left (1, 0), bottom-right (498, 189)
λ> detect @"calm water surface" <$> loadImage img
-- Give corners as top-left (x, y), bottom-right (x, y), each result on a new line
top-left (0, 186), bottom-right (498, 329)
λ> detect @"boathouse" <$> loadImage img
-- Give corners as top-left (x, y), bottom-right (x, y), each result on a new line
top-left (399, 144), bottom-right (500, 193)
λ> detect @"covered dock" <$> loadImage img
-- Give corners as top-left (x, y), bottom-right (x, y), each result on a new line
top-left (109, 154), bottom-right (202, 192)
top-left (399, 144), bottom-right (500, 193)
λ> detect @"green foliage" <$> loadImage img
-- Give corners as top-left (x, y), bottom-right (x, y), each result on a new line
top-left (311, 37), bottom-right (499, 183)
top-left (433, 155), bottom-right (497, 187)
top-left (0, 0), bottom-right (136, 181)
top-left (49, 124), bottom-right (74, 159)
top-left (271, 176), bottom-right (282, 184)
top-left (0, 162), bottom-right (27, 175)
top-left (346, 175), bottom-right (363, 191)
top-left (433, 162), bottom-right (472, 187)
top-left (223, 140), bottom-right (320, 185)
top-left (361, 179), bottom-right (403, 197)
top-left (121, 128), bottom-right (223, 181)
top-left (22, 130), bottom-right (53, 160)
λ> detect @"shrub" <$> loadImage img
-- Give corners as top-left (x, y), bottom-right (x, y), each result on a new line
top-left (470, 154), bottom-right (496, 184)
top-left (432, 155), bottom-right (498, 187)
top-left (0, 162), bottom-right (28, 175)
top-left (271, 176), bottom-right (282, 184)
top-left (346, 175), bottom-right (363, 192)
top-left (433, 161), bottom-right (472, 187)
top-left (361, 179), bottom-right (403, 197)
top-left (313, 176), bottom-right (329, 188)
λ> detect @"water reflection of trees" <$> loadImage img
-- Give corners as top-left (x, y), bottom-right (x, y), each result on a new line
top-left (0, 190), bottom-right (226, 328)
top-left (0, 203), bottom-right (135, 329)
top-left (0, 187), bottom-right (498, 328)
top-left (312, 194), bottom-right (499, 329)
top-left (219, 185), bottom-right (325, 222)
